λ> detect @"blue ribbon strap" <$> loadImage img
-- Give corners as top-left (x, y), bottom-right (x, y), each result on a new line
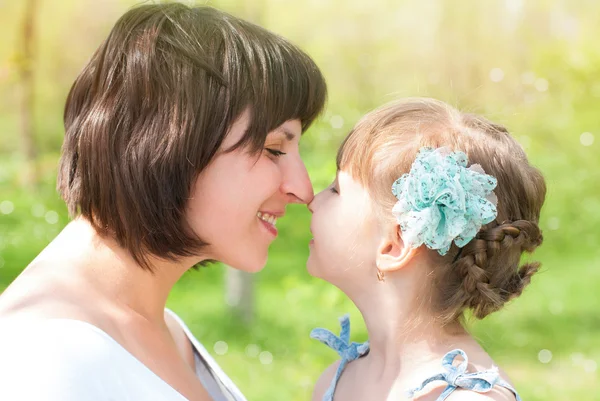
top-left (407, 349), bottom-right (522, 401)
top-left (310, 315), bottom-right (370, 401)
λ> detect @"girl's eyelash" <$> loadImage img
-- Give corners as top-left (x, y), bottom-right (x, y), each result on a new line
top-left (265, 148), bottom-right (286, 157)
top-left (330, 187), bottom-right (338, 194)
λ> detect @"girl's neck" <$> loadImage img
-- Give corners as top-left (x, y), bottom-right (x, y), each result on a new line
top-left (346, 274), bottom-right (480, 387)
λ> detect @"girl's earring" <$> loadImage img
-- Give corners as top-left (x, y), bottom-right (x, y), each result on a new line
top-left (376, 263), bottom-right (385, 282)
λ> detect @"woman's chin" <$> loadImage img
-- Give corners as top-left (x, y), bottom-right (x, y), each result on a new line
top-left (226, 254), bottom-right (268, 273)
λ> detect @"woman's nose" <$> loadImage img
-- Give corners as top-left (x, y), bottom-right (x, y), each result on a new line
top-left (281, 155), bottom-right (314, 204)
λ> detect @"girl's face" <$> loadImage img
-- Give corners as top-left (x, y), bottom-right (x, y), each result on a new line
top-left (186, 110), bottom-right (314, 272)
top-left (307, 170), bottom-right (382, 283)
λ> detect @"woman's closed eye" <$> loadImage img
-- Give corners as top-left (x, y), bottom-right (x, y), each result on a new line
top-left (265, 148), bottom-right (287, 157)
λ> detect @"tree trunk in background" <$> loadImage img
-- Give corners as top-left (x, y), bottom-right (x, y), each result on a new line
top-left (18, 0), bottom-right (40, 188)
top-left (225, 269), bottom-right (254, 325)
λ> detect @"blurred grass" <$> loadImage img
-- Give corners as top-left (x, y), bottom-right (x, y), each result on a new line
top-left (2, 0), bottom-right (600, 400)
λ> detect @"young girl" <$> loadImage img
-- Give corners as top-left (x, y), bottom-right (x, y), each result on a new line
top-left (308, 98), bottom-right (545, 401)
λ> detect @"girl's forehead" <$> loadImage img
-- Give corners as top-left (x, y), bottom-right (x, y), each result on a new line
top-left (338, 171), bottom-right (369, 198)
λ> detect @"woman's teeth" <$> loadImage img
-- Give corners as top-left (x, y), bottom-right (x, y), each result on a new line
top-left (257, 212), bottom-right (277, 225)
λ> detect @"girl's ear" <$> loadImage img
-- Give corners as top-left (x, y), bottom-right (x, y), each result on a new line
top-left (376, 225), bottom-right (419, 272)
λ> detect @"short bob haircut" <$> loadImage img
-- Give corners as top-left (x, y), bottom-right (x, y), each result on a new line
top-left (57, 3), bottom-right (327, 270)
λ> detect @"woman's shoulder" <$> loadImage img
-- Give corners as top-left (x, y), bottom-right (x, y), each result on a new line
top-left (0, 318), bottom-right (132, 400)
top-left (0, 317), bottom-right (126, 364)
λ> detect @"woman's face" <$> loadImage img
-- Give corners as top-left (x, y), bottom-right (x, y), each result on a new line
top-left (186, 110), bottom-right (313, 272)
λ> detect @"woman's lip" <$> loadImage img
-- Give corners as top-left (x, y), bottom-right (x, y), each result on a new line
top-left (258, 210), bottom-right (285, 217)
top-left (259, 218), bottom-right (278, 237)
top-left (309, 238), bottom-right (314, 245)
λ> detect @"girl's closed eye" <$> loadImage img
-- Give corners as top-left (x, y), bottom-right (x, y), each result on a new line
top-left (329, 180), bottom-right (339, 194)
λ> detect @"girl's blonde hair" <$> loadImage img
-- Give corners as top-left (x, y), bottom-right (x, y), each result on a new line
top-left (338, 98), bottom-right (546, 325)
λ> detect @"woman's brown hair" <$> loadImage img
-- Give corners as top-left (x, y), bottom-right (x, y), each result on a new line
top-left (57, 3), bottom-right (327, 270)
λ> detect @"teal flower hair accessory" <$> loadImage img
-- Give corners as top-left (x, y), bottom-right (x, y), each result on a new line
top-left (391, 147), bottom-right (498, 256)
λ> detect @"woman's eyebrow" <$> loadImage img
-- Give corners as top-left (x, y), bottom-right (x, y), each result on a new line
top-left (272, 127), bottom-right (297, 141)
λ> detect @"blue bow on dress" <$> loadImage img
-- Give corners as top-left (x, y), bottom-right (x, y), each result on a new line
top-left (310, 315), bottom-right (370, 401)
top-left (407, 349), bottom-right (521, 401)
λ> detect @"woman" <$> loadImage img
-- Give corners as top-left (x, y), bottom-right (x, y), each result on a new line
top-left (0, 3), bottom-right (326, 401)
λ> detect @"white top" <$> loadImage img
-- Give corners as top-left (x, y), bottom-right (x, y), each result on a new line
top-left (0, 309), bottom-right (247, 401)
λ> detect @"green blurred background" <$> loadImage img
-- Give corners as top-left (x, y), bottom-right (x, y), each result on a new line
top-left (1, 0), bottom-right (599, 400)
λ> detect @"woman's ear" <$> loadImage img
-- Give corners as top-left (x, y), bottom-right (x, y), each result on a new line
top-left (376, 224), bottom-right (418, 273)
